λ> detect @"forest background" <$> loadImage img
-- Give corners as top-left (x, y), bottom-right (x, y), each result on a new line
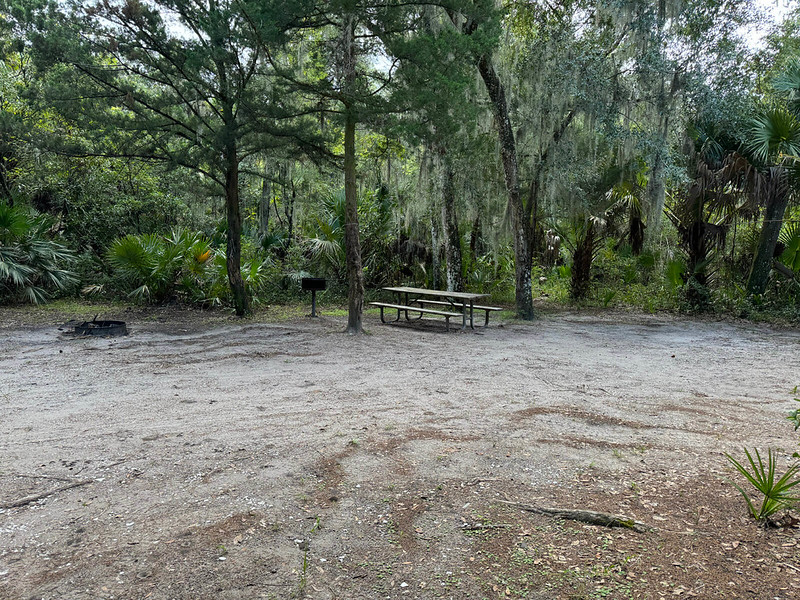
top-left (2, 0), bottom-right (800, 330)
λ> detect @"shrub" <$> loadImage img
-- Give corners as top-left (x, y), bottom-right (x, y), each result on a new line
top-left (107, 228), bottom-right (213, 303)
top-left (0, 202), bottom-right (76, 304)
top-left (106, 227), bottom-right (287, 307)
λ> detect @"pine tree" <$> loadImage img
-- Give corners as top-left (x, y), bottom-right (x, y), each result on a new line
top-left (21, 0), bottom-right (321, 315)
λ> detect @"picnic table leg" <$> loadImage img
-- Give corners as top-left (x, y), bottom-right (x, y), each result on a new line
top-left (403, 293), bottom-right (424, 321)
top-left (397, 292), bottom-right (407, 321)
top-left (469, 299), bottom-right (475, 329)
top-left (461, 302), bottom-right (467, 331)
top-left (412, 299), bottom-right (423, 320)
top-left (379, 306), bottom-right (401, 323)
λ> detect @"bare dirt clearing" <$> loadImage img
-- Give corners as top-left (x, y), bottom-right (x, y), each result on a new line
top-left (1, 309), bottom-right (799, 599)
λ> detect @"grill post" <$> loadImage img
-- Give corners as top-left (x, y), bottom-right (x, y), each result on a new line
top-left (301, 278), bottom-right (327, 318)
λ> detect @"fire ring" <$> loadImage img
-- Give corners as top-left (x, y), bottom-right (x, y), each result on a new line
top-left (74, 320), bottom-right (128, 337)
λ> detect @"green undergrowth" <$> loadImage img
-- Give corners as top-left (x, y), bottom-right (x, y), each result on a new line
top-left (2, 277), bottom-right (798, 329)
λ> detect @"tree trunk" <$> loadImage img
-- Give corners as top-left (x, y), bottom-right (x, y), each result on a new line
top-left (0, 151), bottom-right (16, 204)
top-left (439, 146), bottom-right (464, 292)
top-left (477, 55), bottom-right (532, 319)
top-left (747, 179), bottom-right (790, 296)
top-left (259, 175), bottom-right (270, 238)
top-left (644, 3), bottom-right (670, 242)
top-left (570, 222), bottom-right (595, 301)
top-left (430, 211), bottom-right (440, 290)
top-left (386, 139), bottom-right (392, 186)
top-left (286, 175), bottom-right (295, 247)
top-left (0, 169), bottom-right (13, 204)
top-left (214, 45), bottom-right (248, 316)
top-left (646, 127), bottom-right (667, 237)
top-left (469, 214), bottom-right (482, 263)
top-left (224, 147), bottom-right (248, 316)
top-left (526, 108), bottom-right (575, 263)
top-left (527, 166), bottom-right (544, 262)
top-left (343, 15), bottom-right (364, 334)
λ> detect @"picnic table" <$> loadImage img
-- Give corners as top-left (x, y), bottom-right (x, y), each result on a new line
top-left (369, 286), bottom-right (500, 331)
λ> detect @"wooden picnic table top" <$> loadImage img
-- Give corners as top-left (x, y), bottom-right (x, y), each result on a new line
top-left (382, 286), bottom-right (489, 301)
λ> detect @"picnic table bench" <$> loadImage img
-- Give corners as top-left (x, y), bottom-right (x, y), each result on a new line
top-left (369, 302), bottom-right (463, 331)
top-left (369, 286), bottom-right (499, 331)
top-left (407, 299), bottom-right (502, 327)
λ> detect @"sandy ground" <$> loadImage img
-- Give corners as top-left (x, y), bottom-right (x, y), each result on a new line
top-left (1, 309), bottom-right (799, 600)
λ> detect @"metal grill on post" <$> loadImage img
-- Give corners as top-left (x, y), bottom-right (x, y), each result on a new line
top-left (301, 278), bottom-right (327, 317)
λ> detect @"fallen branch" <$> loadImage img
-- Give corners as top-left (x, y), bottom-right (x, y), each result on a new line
top-left (498, 500), bottom-right (653, 533)
top-left (1, 479), bottom-right (93, 509)
top-left (461, 522), bottom-right (512, 531)
top-left (10, 473), bottom-right (75, 482)
top-left (780, 562), bottom-right (800, 574)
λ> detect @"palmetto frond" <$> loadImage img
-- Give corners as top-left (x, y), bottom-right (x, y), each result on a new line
top-left (779, 221), bottom-right (800, 272)
top-left (0, 246), bottom-right (34, 285)
top-left (108, 228), bottom-right (216, 304)
top-left (306, 190), bottom-right (347, 274)
top-left (0, 203), bottom-right (31, 241)
top-left (0, 203), bottom-right (76, 304)
top-left (108, 234), bottom-right (159, 280)
top-left (259, 230), bottom-right (286, 252)
top-left (748, 108), bottom-right (800, 164)
top-left (726, 448), bottom-right (800, 523)
top-left (605, 180), bottom-right (645, 254)
top-left (321, 189), bottom-right (346, 228)
top-left (185, 237), bottom-right (214, 277)
top-left (690, 119), bottom-right (732, 167)
top-left (307, 234), bottom-right (345, 271)
top-left (773, 59), bottom-right (800, 115)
